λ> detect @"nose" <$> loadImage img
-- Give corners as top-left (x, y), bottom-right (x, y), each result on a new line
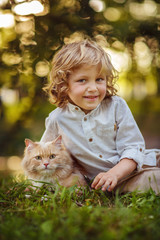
top-left (87, 82), bottom-right (97, 92)
top-left (44, 162), bottom-right (49, 168)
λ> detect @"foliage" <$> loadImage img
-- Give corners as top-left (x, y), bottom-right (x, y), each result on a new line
top-left (0, 174), bottom-right (160, 240)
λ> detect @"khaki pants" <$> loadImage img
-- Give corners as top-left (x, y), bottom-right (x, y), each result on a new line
top-left (115, 153), bottom-right (160, 194)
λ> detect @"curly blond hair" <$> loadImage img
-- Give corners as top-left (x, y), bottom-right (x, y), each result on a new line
top-left (44, 39), bottom-right (118, 107)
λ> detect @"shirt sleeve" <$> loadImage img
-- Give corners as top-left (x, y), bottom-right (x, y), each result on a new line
top-left (115, 97), bottom-right (145, 169)
top-left (40, 111), bottom-right (59, 143)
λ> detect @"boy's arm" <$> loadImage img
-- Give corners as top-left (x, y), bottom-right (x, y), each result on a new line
top-left (91, 158), bottom-right (137, 191)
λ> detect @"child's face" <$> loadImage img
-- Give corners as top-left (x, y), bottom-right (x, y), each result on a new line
top-left (68, 64), bottom-right (107, 114)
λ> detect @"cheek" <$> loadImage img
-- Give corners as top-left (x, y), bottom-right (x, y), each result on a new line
top-left (99, 84), bottom-right (107, 96)
top-left (33, 160), bottom-right (41, 167)
top-left (24, 159), bottom-right (41, 172)
top-left (68, 85), bottom-right (84, 98)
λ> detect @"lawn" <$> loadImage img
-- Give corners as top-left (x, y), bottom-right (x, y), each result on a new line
top-left (0, 173), bottom-right (160, 240)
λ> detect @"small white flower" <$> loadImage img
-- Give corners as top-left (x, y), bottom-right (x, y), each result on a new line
top-left (25, 194), bottom-right (31, 199)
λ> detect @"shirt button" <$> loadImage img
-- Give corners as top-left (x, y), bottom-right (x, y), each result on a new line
top-left (99, 155), bottom-right (103, 158)
top-left (84, 117), bottom-right (87, 121)
top-left (89, 138), bottom-right (93, 142)
top-left (75, 107), bottom-right (79, 111)
top-left (140, 148), bottom-right (142, 152)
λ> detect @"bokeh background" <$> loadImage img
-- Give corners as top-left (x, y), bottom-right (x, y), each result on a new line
top-left (0, 0), bottom-right (160, 174)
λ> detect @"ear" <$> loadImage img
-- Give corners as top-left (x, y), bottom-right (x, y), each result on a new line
top-left (54, 135), bottom-right (62, 149)
top-left (25, 139), bottom-right (36, 150)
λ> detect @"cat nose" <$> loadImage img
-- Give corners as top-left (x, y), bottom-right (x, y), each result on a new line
top-left (44, 163), bottom-right (49, 168)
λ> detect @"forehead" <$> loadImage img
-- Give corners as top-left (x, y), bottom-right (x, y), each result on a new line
top-left (70, 63), bottom-right (105, 75)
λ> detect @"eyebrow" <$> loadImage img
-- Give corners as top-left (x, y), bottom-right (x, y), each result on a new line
top-left (73, 72), bottom-right (105, 78)
top-left (71, 73), bottom-right (88, 79)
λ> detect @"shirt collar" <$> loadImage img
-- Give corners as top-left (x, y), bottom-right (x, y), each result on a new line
top-left (67, 102), bottom-right (101, 116)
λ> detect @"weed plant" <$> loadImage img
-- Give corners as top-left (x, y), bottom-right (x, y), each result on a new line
top-left (0, 173), bottom-right (160, 240)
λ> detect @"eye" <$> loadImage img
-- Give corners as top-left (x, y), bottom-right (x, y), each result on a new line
top-left (49, 154), bottom-right (56, 159)
top-left (35, 155), bottom-right (42, 160)
top-left (77, 79), bottom-right (86, 83)
top-left (96, 78), bottom-right (104, 82)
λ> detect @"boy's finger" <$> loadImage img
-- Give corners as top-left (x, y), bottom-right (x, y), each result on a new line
top-left (106, 179), bottom-right (117, 191)
top-left (101, 179), bottom-right (112, 191)
top-left (94, 178), bottom-right (106, 189)
top-left (91, 175), bottom-right (102, 188)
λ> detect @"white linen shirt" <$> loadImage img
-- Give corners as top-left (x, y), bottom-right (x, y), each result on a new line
top-left (41, 96), bottom-right (157, 179)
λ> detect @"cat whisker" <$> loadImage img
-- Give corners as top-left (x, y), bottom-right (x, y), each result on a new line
top-left (30, 167), bottom-right (38, 173)
top-left (55, 164), bottom-right (64, 169)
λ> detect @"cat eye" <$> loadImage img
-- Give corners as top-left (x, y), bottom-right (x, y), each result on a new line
top-left (49, 154), bottom-right (56, 159)
top-left (35, 155), bottom-right (42, 160)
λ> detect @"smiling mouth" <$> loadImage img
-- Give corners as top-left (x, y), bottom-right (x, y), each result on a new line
top-left (84, 96), bottom-right (98, 99)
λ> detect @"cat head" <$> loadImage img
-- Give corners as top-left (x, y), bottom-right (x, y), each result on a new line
top-left (22, 135), bottom-right (73, 180)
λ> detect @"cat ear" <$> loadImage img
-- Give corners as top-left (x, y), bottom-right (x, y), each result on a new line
top-left (54, 135), bottom-right (62, 149)
top-left (25, 139), bottom-right (36, 150)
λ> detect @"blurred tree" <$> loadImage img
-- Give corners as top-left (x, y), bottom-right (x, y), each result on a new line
top-left (0, 0), bottom-right (160, 155)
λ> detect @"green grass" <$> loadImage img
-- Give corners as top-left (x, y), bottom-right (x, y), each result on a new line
top-left (1, 173), bottom-right (160, 240)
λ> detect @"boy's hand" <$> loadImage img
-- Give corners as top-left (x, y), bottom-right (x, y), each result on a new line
top-left (91, 172), bottom-right (118, 192)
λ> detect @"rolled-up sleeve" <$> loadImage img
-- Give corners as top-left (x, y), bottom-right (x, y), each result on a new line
top-left (40, 112), bottom-right (58, 143)
top-left (115, 98), bottom-right (145, 169)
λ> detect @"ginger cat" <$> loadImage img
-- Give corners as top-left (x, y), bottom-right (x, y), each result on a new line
top-left (22, 136), bottom-right (86, 188)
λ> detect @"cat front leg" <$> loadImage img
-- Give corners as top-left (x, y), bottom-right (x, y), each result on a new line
top-left (59, 173), bottom-right (87, 188)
